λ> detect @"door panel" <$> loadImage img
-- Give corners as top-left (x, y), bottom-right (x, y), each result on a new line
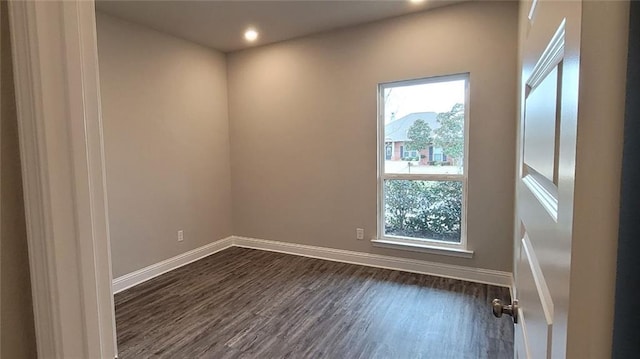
top-left (524, 66), bottom-right (559, 183)
top-left (514, 0), bottom-right (581, 358)
top-left (517, 235), bottom-right (553, 359)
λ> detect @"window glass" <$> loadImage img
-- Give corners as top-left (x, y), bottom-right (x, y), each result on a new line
top-left (379, 74), bottom-right (468, 245)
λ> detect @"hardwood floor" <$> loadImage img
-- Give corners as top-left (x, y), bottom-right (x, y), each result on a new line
top-left (115, 247), bottom-right (514, 358)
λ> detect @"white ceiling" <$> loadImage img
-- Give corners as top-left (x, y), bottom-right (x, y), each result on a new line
top-left (96, 0), bottom-right (466, 53)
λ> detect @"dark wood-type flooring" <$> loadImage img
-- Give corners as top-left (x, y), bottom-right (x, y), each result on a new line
top-left (115, 247), bottom-right (513, 358)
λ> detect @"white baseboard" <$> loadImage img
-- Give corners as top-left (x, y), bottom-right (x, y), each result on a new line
top-left (113, 235), bottom-right (512, 293)
top-left (112, 236), bottom-right (234, 294)
top-left (232, 236), bottom-right (512, 287)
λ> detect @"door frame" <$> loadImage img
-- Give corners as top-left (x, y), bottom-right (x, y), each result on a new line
top-left (0, 1), bottom-right (4, 354)
top-left (8, 0), bottom-right (117, 358)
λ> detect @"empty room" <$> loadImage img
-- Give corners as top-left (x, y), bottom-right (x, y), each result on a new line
top-left (2, 0), bottom-right (636, 358)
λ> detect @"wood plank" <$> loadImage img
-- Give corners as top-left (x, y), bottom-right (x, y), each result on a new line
top-left (115, 247), bottom-right (513, 358)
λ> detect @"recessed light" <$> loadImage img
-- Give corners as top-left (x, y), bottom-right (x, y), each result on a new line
top-left (409, 0), bottom-right (425, 4)
top-left (244, 28), bottom-right (259, 42)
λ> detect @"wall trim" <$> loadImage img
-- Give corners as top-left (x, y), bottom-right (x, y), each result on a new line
top-left (232, 236), bottom-right (512, 287)
top-left (113, 236), bottom-right (512, 294)
top-left (112, 236), bottom-right (234, 294)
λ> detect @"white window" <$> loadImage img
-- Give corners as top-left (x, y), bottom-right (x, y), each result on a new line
top-left (403, 150), bottom-right (418, 159)
top-left (432, 147), bottom-right (444, 162)
top-left (377, 74), bottom-right (469, 250)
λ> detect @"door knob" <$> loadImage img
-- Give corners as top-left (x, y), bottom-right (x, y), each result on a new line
top-left (492, 298), bottom-right (519, 323)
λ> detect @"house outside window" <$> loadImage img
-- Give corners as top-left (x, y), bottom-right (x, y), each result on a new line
top-left (378, 74), bottom-right (469, 248)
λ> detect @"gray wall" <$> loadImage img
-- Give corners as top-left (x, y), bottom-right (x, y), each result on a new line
top-left (227, 1), bottom-right (518, 272)
top-left (0, 0), bottom-right (37, 357)
top-left (96, 13), bottom-right (233, 278)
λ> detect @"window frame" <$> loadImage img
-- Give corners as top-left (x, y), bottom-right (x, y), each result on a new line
top-left (376, 73), bottom-right (470, 251)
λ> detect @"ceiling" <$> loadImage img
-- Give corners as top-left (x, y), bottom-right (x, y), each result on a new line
top-left (96, 0), bottom-right (466, 53)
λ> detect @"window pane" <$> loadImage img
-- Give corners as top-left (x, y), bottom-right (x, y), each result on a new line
top-left (384, 180), bottom-right (462, 243)
top-left (383, 79), bottom-right (465, 175)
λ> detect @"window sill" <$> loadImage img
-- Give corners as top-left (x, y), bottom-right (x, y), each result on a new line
top-left (371, 239), bottom-right (474, 258)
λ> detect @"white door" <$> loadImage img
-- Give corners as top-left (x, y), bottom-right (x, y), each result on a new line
top-left (511, 1), bottom-right (582, 358)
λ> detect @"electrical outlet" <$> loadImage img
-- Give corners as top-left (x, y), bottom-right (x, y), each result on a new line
top-left (356, 228), bottom-right (364, 240)
top-left (177, 230), bottom-right (184, 242)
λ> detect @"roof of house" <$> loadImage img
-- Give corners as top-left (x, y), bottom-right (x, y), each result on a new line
top-left (384, 112), bottom-right (439, 142)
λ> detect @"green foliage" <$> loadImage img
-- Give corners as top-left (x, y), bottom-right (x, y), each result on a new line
top-left (405, 119), bottom-right (432, 153)
top-left (384, 180), bottom-right (462, 242)
top-left (434, 103), bottom-right (465, 164)
top-left (384, 180), bottom-right (424, 232)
